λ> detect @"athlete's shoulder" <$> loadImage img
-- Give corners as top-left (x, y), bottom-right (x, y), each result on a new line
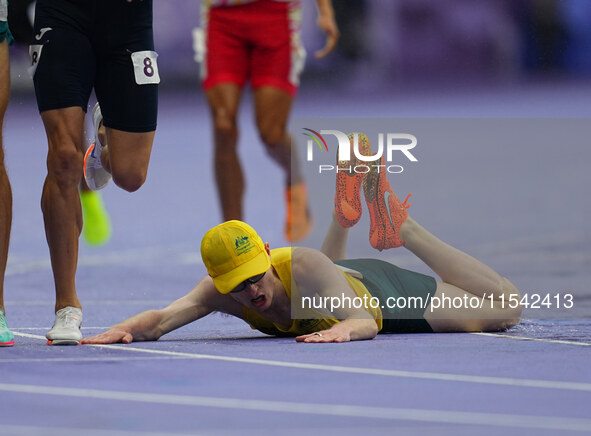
top-left (291, 247), bottom-right (330, 275)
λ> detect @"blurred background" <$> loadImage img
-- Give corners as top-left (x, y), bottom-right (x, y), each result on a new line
top-left (7, 0), bottom-right (591, 94)
top-left (3, 1), bottom-right (591, 320)
top-left (2, 5), bottom-right (590, 433)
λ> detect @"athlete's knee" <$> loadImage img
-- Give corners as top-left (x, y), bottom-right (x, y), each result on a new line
top-left (479, 278), bottom-right (521, 331)
top-left (112, 168), bottom-right (147, 193)
top-left (47, 146), bottom-right (84, 188)
top-left (480, 313), bottom-right (520, 332)
top-left (212, 109), bottom-right (237, 141)
top-left (258, 124), bottom-right (287, 149)
top-left (501, 277), bottom-right (522, 323)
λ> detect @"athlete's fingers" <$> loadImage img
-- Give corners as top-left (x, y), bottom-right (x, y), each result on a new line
top-left (295, 332), bottom-right (324, 342)
top-left (302, 335), bottom-right (324, 343)
top-left (80, 335), bottom-right (109, 344)
top-left (295, 333), bottom-right (314, 342)
top-left (81, 329), bottom-right (132, 344)
top-left (121, 333), bottom-right (134, 344)
top-left (314, 18), bottom-right (339, 59)
top-left (296, 330), bottom-right (345, 343)
top-left (304, 335), bottom-right (340, 343)
top-left (314, 32), bottom-right (338, 59)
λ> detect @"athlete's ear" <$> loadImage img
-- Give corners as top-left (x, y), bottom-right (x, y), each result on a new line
top-left (264, 243), bottom-right (271, 255)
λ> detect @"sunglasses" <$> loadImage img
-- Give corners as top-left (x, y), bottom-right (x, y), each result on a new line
top-left (230, 272), bottom-right (266, 293)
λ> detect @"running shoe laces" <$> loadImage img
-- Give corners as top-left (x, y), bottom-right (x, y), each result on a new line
top-left (57, 307), bottom-right (81, 329)
top-left (400, 193), bottom-right (412, 210)
top-left (46, 306), bottom-right (83, 345)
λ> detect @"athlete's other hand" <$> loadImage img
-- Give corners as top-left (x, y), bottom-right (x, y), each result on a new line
top-left (81, 328), bottom-right (134, 344)
top-left (315, 11), bottom-right (339, 59)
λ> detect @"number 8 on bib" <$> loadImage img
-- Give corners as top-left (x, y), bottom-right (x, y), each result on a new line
top-left (131, 50), bottom-right (160, 85)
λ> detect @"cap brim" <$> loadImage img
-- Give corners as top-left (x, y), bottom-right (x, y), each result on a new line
top-left (212, 249), bottom-right (271, 294)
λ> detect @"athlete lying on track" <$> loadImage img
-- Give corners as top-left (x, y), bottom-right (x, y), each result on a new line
top-left (82, 133), bottom-right (521, 344)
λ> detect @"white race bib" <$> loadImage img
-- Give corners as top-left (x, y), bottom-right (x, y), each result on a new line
top-left (28, 44), bottom-right (43, 77)
top-left (0, 0), bottom-right (7, 22)
top-left (131, 50), bottom-right (160, 85)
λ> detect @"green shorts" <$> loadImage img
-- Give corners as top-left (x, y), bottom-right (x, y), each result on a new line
top-left (334, 258), bottom-right (436, 333)
top-left (0, 21), bottom-right (13, 45)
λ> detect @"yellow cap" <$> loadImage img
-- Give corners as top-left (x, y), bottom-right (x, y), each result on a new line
top-left (200, 220), bottom-right (271, 294)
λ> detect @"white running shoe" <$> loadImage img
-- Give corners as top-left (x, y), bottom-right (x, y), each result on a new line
top-left (83, 103), bottom-right (112, 190)
top-left (46, 306), bottom-right (83, 345)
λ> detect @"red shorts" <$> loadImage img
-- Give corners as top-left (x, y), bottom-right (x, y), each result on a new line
top-left (199, 0), bottom-right (304, 96)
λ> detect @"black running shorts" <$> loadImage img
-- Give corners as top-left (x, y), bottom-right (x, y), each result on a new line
top-left (31, 0), bottom-right (158, 132)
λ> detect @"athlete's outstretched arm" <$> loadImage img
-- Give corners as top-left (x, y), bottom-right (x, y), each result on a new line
top-left (81, 276), bottom-right (227, 344)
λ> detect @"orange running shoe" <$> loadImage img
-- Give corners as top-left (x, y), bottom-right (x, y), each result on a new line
top-left (285, 182), bottom-right (312, 242)
top-left (334, 133), bottom-right (373, 228)
top-left (363, 158), bottom-right (411, 251)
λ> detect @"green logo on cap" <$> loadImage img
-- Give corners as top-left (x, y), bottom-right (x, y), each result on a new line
top-left (235, 236), bottom-right (253, 256)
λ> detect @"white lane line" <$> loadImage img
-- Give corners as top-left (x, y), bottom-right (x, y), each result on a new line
top-left (6, 245), bottom-right (192, 276)
top-left (12, 327), bottom-right (111, 331)
top-left (1, 382), bottom-right (590, 432)
top-left (472, 332), bottom-right (591, 347)
top-left (0, 424), bottom-right (421, 435)
top-left (0, 356), bottom-right (187, 363)
top-left (5, 259), bottom-right (51, 275)
top-left (5, 300), bottom-right (172, 306)
top-left (0, 426), bottom-right (199, 436)
top-left (12, 332), bottom-right (591, 393)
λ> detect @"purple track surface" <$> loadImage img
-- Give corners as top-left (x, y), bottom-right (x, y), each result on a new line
top-left (1, 81), bottom-right (591, 435)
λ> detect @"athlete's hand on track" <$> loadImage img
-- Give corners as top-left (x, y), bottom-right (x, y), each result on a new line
top-left (295, 329), bottom-right (351, 343)
top-left (81, 328), bottom-right (134, 344)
